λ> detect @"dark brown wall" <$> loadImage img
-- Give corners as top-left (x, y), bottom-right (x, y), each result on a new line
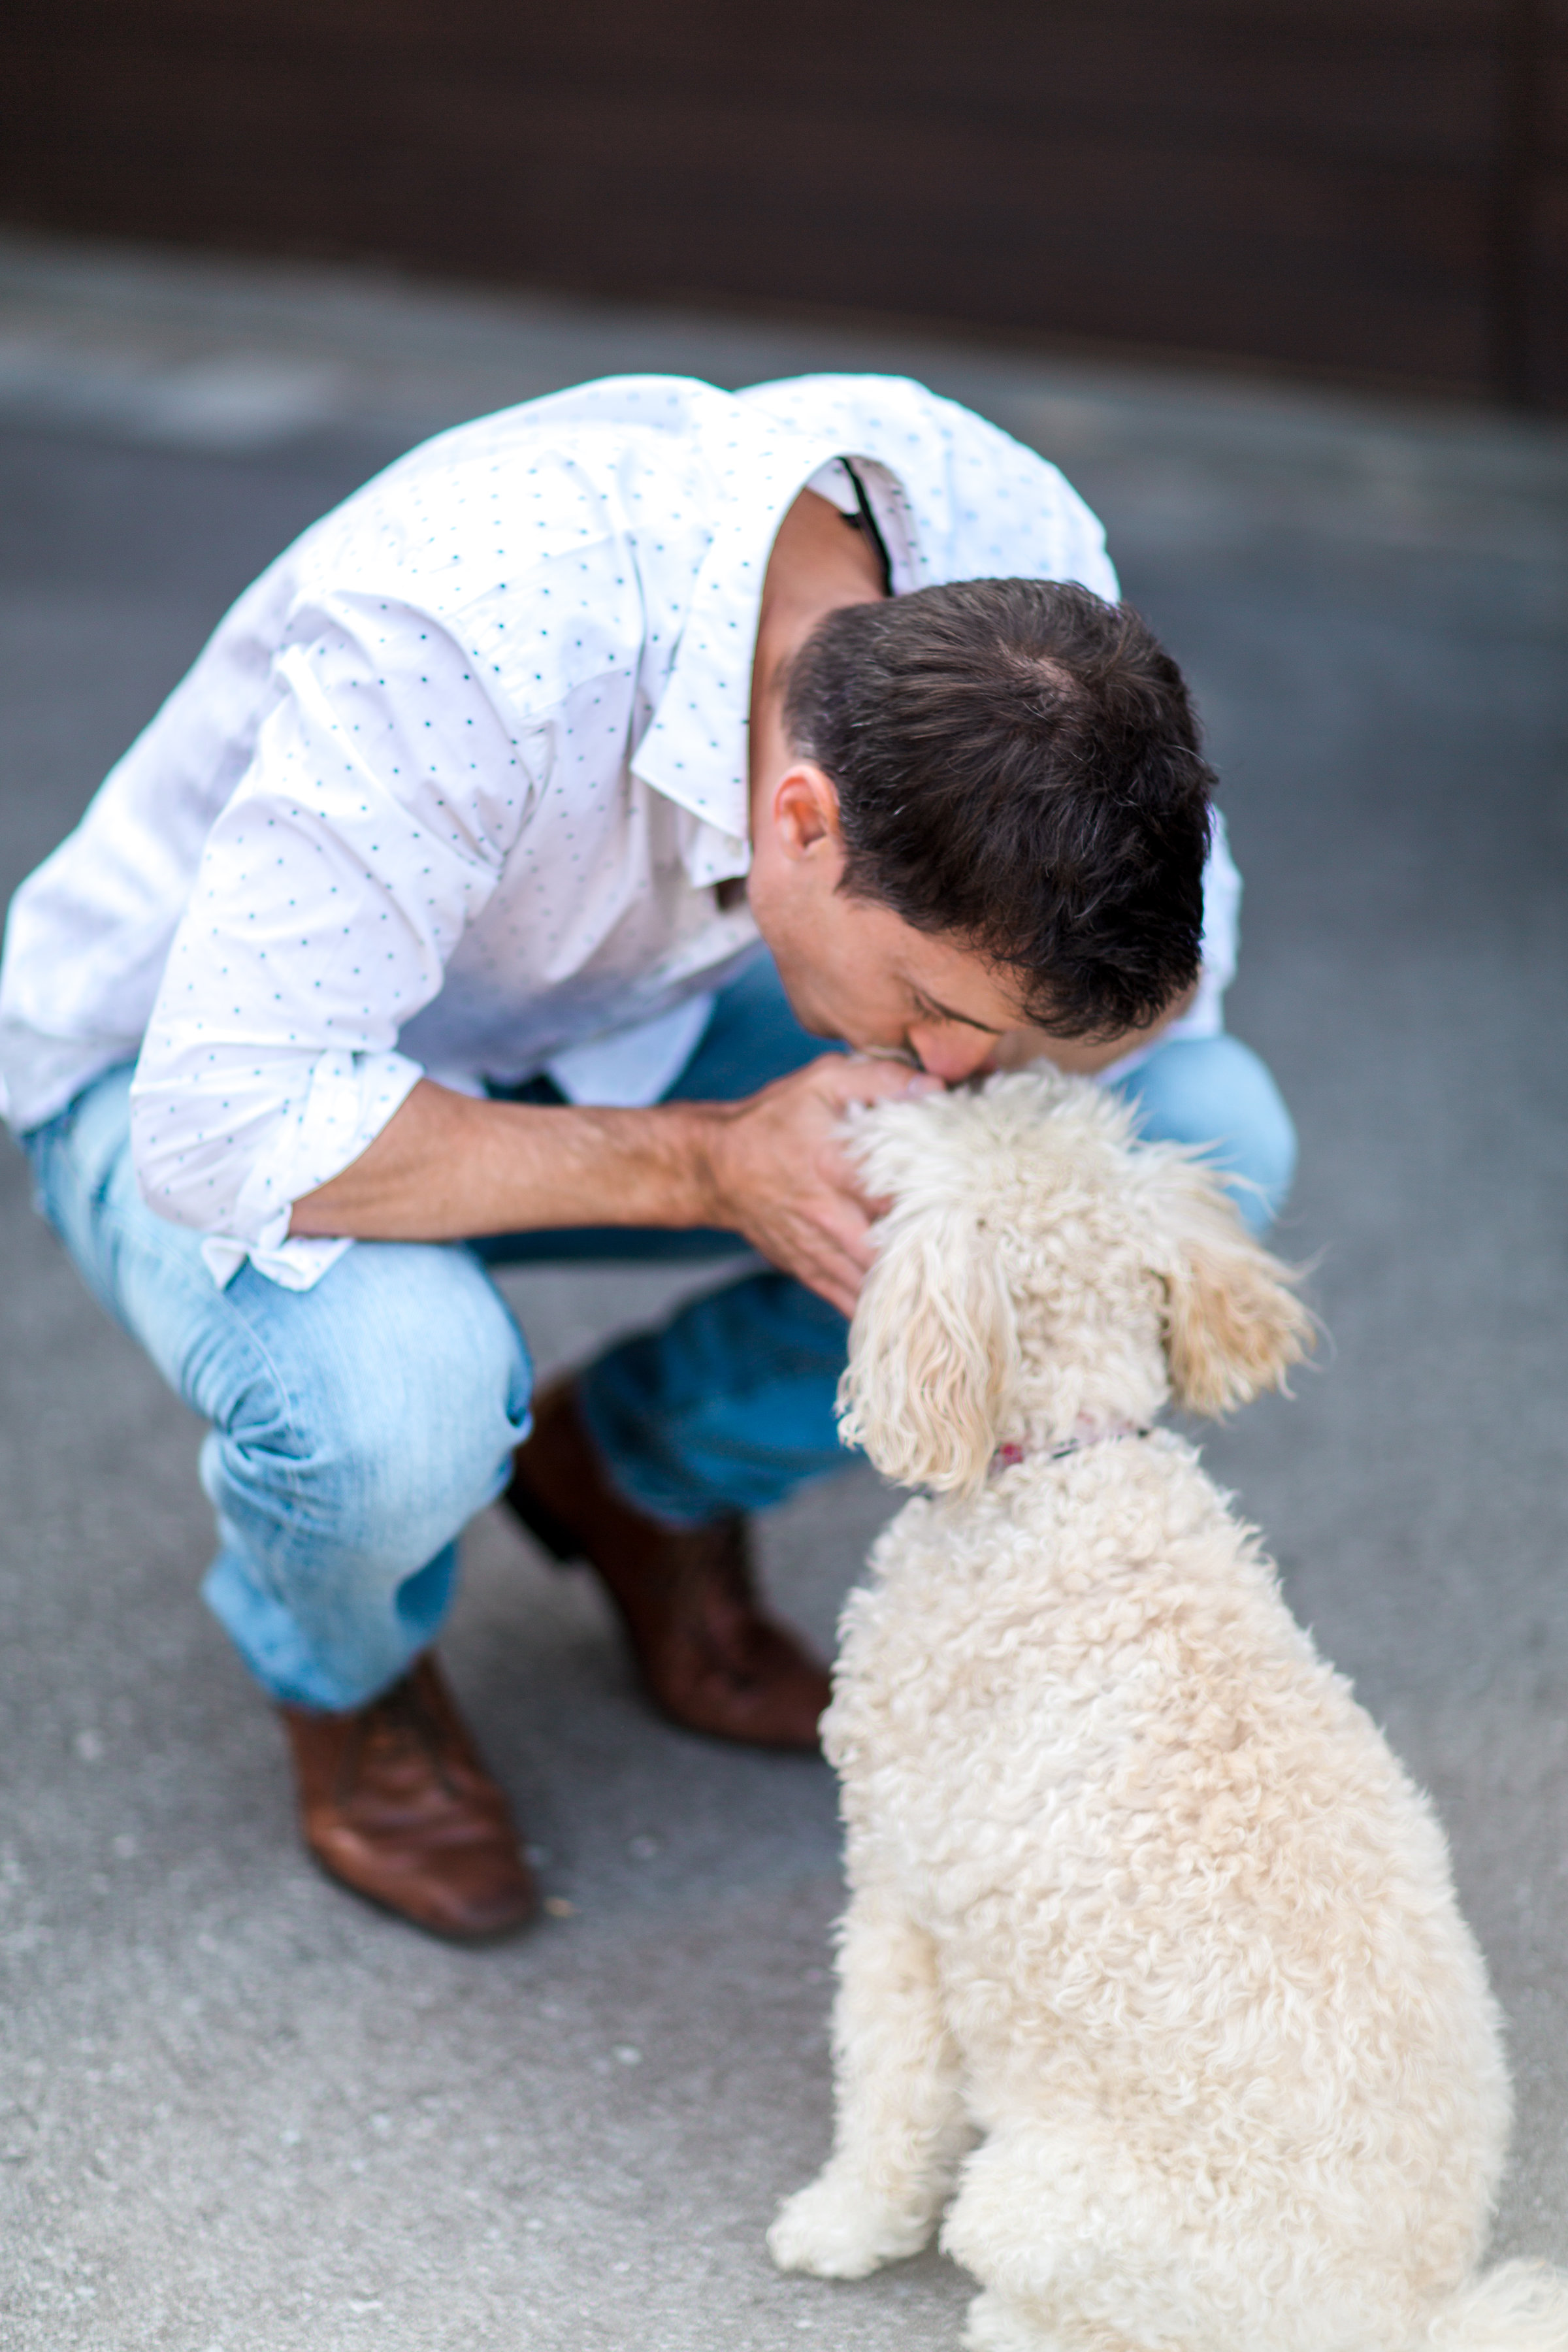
top-left (3, 0), bottom-right (1563, 404)
top-left (1526, 0), bottom-right (1568, 399)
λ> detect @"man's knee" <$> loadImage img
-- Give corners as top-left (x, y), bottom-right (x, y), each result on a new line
top-left (209, 1242), bottom-right (532, 1575)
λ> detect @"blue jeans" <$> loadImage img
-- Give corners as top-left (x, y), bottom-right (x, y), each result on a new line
top-left (22, 956), bottom-right (1294, 1710)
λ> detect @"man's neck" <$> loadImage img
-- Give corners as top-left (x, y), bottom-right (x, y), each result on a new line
top-left (747, 489), bottom-right (887, 815)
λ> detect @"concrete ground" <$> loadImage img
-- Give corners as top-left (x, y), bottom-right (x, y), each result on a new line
top-left (1, 231), bottom-right (1565, 2350)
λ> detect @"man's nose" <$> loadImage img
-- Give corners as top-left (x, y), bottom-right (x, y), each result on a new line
top-left (909, 1027), bottom-right (997, 1084)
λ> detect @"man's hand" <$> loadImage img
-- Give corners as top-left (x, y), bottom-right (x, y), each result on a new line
top-left (697, 1055), bottom-right (941, 1317)
top-left (290, 1055), bottom-right (939, 1318)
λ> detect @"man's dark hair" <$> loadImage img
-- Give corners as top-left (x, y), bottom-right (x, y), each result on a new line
top-left (781, 578), bottom-right (1216, 1041)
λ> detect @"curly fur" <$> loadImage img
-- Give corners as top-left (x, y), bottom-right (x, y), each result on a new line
top-left (770, 1070), bottom-right (1567, 2352)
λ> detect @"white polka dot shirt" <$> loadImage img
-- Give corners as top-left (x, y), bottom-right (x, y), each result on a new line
top-left (0, 373), bottom-right (1232, 1291)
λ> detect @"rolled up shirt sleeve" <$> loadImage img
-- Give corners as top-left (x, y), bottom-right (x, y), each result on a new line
top-left (130, 591), bottom-right (536, 1289)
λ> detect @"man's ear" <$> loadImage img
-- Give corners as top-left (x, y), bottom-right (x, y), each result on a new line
top-left (770, 763), bottom-right (844, 862)
top-left (837, 1194), bottom-right (1017, 1495)
top-left (1153, 1159), bottom-right (1314, 1415)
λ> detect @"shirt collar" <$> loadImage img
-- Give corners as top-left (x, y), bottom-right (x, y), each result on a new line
top-left (629, 400), bottom-right (918, 888)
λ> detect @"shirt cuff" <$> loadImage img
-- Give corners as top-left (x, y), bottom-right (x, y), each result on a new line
top-left (201, 1226), bottom-right (356, 1293)
top-left (213, 1047), bottom-right (423, 1290)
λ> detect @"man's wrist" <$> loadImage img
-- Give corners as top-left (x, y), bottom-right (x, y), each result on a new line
top-left (658, 1099), bottom-right (733, 1233)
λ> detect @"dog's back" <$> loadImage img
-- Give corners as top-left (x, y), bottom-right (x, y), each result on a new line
top-left (827, 1434), bottom-right (1509, 2351)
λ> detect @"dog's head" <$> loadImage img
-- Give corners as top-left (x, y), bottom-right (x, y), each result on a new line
top-left (837, 1068), bottom-right (1313, 1496)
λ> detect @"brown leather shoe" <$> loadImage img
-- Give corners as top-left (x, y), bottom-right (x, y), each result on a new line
top-left (279, 1654), bottom-right (537, 1942)
top-left (504, 1379), bottom-right (831, 1752)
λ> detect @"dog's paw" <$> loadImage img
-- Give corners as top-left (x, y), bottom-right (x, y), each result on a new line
top-left (768, 2176), bottom-right (933, 2279)
top-left (963, 2288), bottom-right (1058, 2351)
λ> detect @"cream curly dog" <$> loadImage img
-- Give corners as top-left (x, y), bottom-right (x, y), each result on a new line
top-left (769, 1070), bottom-right (1567, 2351)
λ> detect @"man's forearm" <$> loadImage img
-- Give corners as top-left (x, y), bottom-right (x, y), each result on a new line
top-left (289, 1052), bottom-right (938, 1319)
top-left (289, 1079), bottom-right (721, 1243)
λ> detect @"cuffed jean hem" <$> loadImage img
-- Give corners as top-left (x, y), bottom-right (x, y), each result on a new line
top-left (201, 1529), bottom-right (461, 1713)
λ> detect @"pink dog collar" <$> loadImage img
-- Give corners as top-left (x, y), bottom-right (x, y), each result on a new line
top-left (990, 1422), bottom-right (1152, 1477)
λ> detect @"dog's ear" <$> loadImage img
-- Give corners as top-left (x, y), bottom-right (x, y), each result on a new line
top-left (1154, 1160), bottom-right (1313, 1415)
top-left (837, 1194), bottom-right (1017, 1495)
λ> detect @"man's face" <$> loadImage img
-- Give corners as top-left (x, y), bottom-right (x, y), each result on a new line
top-left (745, 759), bottom-right (1152, 1081)
top-left (763, 878), bottom-right (1027, 1083)
top-left (745, 760), bottom-right (1033, 1081)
